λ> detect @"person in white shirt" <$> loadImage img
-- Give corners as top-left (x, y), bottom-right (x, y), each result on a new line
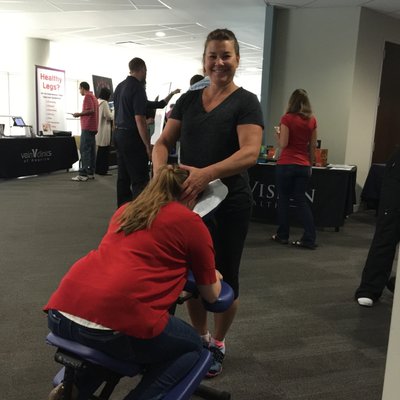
top-left (95, 87), bottom-right (113, 175)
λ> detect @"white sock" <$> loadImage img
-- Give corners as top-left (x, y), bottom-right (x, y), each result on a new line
top-left (201, 331), bottom-right (211, 344)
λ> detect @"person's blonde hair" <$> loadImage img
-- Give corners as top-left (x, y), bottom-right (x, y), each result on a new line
top-left (286, 88), bottom-right (313, 119)
top-left (117, 165), bottom-right (189, 234)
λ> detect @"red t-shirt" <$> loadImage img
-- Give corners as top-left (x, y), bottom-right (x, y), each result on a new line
top-left (81, 91), bottom-right (99, 131)
top-left (44, 202), bottom-right (217, 338)
top-left (277, 113), bottom-right (317, 166)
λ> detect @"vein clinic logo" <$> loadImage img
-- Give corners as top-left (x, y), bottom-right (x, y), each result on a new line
top-left (21, 148), bottom-right (53, 163)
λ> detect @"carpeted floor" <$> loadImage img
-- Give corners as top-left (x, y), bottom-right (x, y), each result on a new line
top-left (0, 171), bottom-right (393, 400)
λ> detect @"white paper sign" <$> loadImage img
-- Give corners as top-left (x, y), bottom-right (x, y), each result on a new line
top-left (35, 66), bottom-right (66, 134)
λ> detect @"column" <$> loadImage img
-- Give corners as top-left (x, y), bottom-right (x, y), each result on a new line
top-left (259, 4), bottom-right (275, 144)
top-left (23, 38), bottom-right (50, 133)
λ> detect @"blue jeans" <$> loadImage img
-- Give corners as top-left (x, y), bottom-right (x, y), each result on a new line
top-left (275, 164), bottom-right (316, 245)
top-left (79, 130), bottom-right (97, 176)
top-left (47, 310), bottom-right (202, 400)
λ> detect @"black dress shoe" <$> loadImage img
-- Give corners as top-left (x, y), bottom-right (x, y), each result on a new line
top-left (270, 234), bottom-right (288, 245)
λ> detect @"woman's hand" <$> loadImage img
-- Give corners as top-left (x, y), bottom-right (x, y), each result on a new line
top-left (216, 270), bottom-right (223, 281)
top-left (179, 164), bottom-right (213, 202)
top-left (198, 269), bottom-right (223, 303)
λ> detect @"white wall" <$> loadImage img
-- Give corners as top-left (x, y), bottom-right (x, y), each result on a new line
top-left (351, 13), bottom-right (400, 398)
top-left (47, 39), bottom-right (262, 101)
top-left (0, 36), bottom-right (27, 134)
top-left (268, 7), bottom-right (360, 165)
top-left (48, 40), bottom-right (203, 96)
top-left (268, 7), bottom-right (400, 191)
top-left (0, 37), bottom-right (205, 135)
top-left (0, 36), bottom-right (262, 136)
top-left (346, 8), bottom-right (400, 187)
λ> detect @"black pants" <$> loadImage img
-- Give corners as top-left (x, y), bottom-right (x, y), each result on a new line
top-left (205, 194), bottom-right (252, 299)
top-left (95, 146), bottom-right (110, 175)
top-left (355, 148), bottom-right (400, 301)
top-left (113, 129), bottom-right (149, 207)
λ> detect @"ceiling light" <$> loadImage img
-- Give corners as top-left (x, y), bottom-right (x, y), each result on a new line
top-left (158, 0), bottom-right (171, 10)
top-left (115, 41), bottom-right (143, 46)
top-left (155, 31), bottom-right (166, 37)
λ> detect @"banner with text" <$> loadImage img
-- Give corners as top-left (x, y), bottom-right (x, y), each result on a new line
top-left (35, 66), bottom-right (66, 134)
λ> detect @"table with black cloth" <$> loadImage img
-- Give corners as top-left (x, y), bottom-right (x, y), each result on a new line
top-left (0, 137), bottom-right (78, 179)
top-left (360, 163), bottom-right (385, 210)
top-left (249, 163), bottom-right (357, 230)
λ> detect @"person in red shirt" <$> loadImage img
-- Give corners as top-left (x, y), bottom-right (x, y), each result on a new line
top-left (44, 164), bottom-right (222, 400)
top-left (72, 81), bottom-right (99, 181)
top-left (271, 89), bottom-right (318, 249)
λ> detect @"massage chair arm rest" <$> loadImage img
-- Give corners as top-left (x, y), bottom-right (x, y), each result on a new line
top-left (184, 271), bottom-right (234, 313)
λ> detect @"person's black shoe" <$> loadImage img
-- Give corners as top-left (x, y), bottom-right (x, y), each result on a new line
top-left (291, 240), bottom-right (317, 250)
top-left (270, 234), bottom-right (288, 245)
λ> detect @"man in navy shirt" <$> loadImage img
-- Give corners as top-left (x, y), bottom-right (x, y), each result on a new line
top-left (113, 57), bottom-right (150, 206)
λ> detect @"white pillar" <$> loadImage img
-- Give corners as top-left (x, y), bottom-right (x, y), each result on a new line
top-left (23, 38), bottom-right (50, 132)
top-left (259, 4), bottom-right (275, 144)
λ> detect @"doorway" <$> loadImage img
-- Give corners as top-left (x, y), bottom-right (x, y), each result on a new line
top-left (373, 41), bottom-right (400, 163)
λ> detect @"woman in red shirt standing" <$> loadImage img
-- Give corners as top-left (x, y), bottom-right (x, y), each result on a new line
top-left (271, 89), bottom-right (318, 249)
top-left (44, 165), bottom-right (222, 400)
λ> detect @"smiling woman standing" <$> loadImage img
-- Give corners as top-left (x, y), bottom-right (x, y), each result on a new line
top-left (152, 28), bottom-right (264, 377)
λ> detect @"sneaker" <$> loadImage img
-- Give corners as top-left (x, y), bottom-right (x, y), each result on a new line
top-left (207, 340), bottom-right (225, 378)
top-left (71, 175), bottom-right (88, 182)
top-left (87, 174), bottom-right (95, 180)
top-left (357, 297), bottom-right (374, 307)
top-left (48, 383), bottom-right (78, 400)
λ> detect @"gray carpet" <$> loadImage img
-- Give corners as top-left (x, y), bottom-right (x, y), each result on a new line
top-left (0, 171), bottom-right (393, 400)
